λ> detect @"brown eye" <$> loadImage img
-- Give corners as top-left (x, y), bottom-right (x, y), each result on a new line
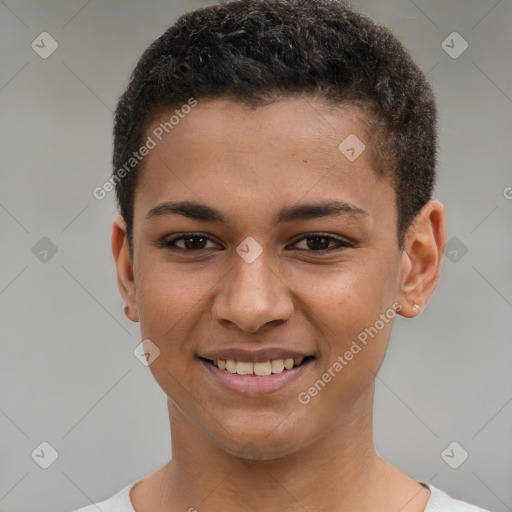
top-left (291, 233), bottom-right (352, 252)
top-left (181, 235), bottom-right (208, 250)
top-left (306, 235), bottom-right (331, 250)
top-left (162, 233), bottom-right (219, 251)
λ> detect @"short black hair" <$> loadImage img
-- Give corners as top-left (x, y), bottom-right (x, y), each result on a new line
top-left (113, 0), bottom-right (437, 255)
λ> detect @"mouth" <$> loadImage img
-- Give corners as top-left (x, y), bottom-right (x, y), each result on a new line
top-left (200, 356), bottom-right (315, 376)
top-left (199, 355), bottom-right (316, 395)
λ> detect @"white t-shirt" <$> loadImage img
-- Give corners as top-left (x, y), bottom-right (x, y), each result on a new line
top-left (73, 480), bottom-right (491, 511)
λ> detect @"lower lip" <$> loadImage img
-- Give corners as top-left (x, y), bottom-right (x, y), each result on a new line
top-left (200, 358), bottom-right (314, 395)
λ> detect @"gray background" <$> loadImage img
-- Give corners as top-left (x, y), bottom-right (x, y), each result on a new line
top-left (1, 0), bottom-right (511, 511)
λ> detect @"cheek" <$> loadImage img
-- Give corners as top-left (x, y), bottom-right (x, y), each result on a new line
top-left (133, 270), bottom-right (208, 403)
top-left (297, 255), bottom-right (399, 376)
top-left (135, 258), bottom-right (208, 336)
top-left (299, 254), bottom-right (397, 324)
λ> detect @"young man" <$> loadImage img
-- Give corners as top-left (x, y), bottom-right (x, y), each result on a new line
top-left (76, 0), bottom-right (490, 510)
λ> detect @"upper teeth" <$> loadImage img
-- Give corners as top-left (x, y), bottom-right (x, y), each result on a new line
top-left (213, 357), bottom-right (305, 376)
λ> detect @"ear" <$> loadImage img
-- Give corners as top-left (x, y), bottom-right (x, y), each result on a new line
top-left (111, 215), bottom-right (139, 322)
top-left (397, 200), bottom-right (446, 318)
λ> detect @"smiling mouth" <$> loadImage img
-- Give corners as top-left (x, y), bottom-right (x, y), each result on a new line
top-left (200, 356), bottom-right (315, 376)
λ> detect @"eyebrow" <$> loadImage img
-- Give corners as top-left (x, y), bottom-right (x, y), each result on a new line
top-left (145, 200), bottom-right (369, 224)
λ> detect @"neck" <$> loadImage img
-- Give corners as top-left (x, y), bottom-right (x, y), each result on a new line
top-left (132, 382), bottom-right (428, 512)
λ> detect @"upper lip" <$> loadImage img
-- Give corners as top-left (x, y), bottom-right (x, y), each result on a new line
top-left (199, 348), bottom-right (313, 363)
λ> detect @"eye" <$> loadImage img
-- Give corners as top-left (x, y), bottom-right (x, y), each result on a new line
top-left (160, 233), bottom-right (221, 251)
top-left (290, 233), bottom-right (352, 252)
top-left (158, 232), bottom-right (352, 253)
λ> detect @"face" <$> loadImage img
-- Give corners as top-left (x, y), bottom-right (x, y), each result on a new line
top-left (113, 96), bottom-right (440, 460)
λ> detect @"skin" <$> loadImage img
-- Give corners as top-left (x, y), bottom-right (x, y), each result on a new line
top-left (112, 96), bottom-right (446, 512)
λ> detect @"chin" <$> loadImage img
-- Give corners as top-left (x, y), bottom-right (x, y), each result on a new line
top-left (212, 420), bottom-right (310, 462)
top-left (223, 439), bottom-right (301, 462)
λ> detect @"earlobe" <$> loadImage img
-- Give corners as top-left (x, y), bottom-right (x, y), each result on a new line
top-left (111, 215), bottom-right (139, 322)
top-left (397, 200), bottom-right (446, 318)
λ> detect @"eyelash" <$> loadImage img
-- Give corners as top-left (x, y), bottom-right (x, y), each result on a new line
top-left (158, 232), bottom-right (353, 253)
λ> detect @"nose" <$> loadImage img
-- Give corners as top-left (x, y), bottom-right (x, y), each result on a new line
top-left (211, 250), bottom-right (294, 333)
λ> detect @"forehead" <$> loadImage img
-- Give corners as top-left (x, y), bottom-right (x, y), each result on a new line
top-left (134, 96), bottom-right (394, 226)
top-left (145, 96), bottom-right (368, 160)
